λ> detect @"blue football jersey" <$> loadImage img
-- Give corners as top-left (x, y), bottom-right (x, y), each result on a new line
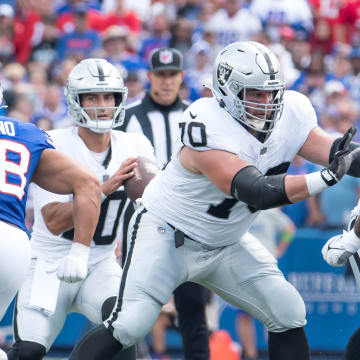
top-left (0, 116), bottom-right (55, 233)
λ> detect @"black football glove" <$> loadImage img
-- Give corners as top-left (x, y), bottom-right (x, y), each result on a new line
top-left (321, 127), bottom-right (360, 186)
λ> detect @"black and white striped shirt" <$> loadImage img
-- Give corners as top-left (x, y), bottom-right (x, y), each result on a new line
top-left (117, 92), bottom-right (190, 168)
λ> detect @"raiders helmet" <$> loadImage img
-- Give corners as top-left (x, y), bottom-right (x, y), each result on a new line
top-left (65, 58), bottom-right (128, 133)
top-left (212, 41), bottom-right (285, 135)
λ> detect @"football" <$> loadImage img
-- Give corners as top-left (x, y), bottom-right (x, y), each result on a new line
top-left (124, 156), bottom-right (159, 202)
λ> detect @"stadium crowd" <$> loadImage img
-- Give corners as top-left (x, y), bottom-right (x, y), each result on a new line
top-left (1, 0), bottom-right (360, 231)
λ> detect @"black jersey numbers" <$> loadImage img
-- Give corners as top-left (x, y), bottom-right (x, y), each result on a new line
top-left (207, 198), bottom-right (238, 219)
top-left (63, 190), bottom-right (129, 245)
top-left (179, 121), bottom-right (207, 147)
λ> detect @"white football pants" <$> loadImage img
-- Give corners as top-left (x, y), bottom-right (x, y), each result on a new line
top-left (106, 207), bottom-right (306, 348)
top-left (0, 220), bottom-right (30, 321)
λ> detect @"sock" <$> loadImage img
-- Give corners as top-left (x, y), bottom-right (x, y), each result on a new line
top-left (345, 327), bottom-right (360, 360)
top-left (268, 327), bottom-right (310, 360)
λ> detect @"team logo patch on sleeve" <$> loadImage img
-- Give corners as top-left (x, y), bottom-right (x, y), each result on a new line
top-left (45, 132), bottom-right (55, 147)
top-left (217, 62), bottom-right (233, 86)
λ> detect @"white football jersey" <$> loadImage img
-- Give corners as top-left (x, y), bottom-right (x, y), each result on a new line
top-left (30, 127), bottom-right (155, 266)
top-left (142, 91), bottom-right (317, 246)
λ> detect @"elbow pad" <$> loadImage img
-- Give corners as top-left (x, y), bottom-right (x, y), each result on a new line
top-left (330, 138), bottom-right (360, 177)
top-left (230, 166), bottom-right (291, 210)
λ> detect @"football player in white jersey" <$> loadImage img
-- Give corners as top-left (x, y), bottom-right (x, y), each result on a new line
top-left (69, 42), bottom-right (360, 360)
top-left (7, 59), bottom-right (156, 360)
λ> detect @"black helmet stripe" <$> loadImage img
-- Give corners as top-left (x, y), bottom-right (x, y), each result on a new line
top-left (263, 52), bottom-right (276, 80)
top-left (95, 60), bottom-right (105, 81)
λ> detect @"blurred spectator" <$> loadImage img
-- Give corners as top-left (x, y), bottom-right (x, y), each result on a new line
top-left (268, 41), bottom-right (299, 87)
top-left (27, 67), bottom-right (49, 114)
top-left (291, 50), bottom-right (328, 112)
top-left (169, 18), bottom-right (194, 68)
top-left (56, 0), bottom-right (100, 34)
top-left (102, 0), bottom-right (151, 21)
top-left (176, 0), bottom-right (202, 21)
top-left (13, 0), bottom-right (42, 64)
top-left (186, 40), bottom-right (213, 98)
top-left (100, 25), bottom-right (146, 73)
top-left (30, 15), bottom-right (59, 67)
top-left (0, 4), bottom-right (15, 65)
top-left (309, 0), bottom-right (342, 54)
top-left (315, 80), bottom-right (347, 129)
top-left (250, 0), bottom-right (313, 42)
top-left (35, 83), bottom-right (69, 128)
top-left (327, 44), bottom-right (352, 86)
top-left (286, 29), bottom-right (312, 71)
top-left (56, 0), bottom-right (100, 15)
top-left (346, 47), bottom-right (360, 112)
top-left (124, 70), bottom-right (145, 104)
top-left (51, 57), bottom-right (77, 86)
top-left (139, 7), bottom-right (171, 61)
top-left (91, 0), bottom-right (142, 39)
top-left (192, 1), bottom-right (217, 44)
top-left (33, 114), bottom-right (53, 131)
top-left (205, 0), bottom-right (262, 47)
top-left (335, 0), bottom-right (360, 46)
top-left (3, 62), bottom-right (26, 90)
top-left (56, 4), bottom-right (101, 60)
top-left (7, 94), bottom-right (33, 123)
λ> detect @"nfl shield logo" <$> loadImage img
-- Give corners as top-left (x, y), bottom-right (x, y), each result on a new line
top-left (159, 50), bottom-right (173, 64)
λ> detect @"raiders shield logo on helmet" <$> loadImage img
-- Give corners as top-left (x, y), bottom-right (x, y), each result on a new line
top-left (217, 62), bottom-right (233, 86)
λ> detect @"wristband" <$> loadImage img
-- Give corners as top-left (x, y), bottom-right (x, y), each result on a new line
top-left (281, 231), bottom-right (293, 243)
top-left (320, 168), bottom-right (338, 186)
top-left (305, 171), bottom-right (330, 196)
top-left (69, 242), bottom-right (90, 261)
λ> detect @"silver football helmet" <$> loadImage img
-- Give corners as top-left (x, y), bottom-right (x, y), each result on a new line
top-left (65, 58), bottom-right (128, 133)
top-left (212, 41), bottom-right (285, 135)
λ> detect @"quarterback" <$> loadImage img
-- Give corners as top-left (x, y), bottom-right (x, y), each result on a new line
top-left (70, 42), bottom-right (360, 360)
top-left (6, 59), bottom-right (154, 360)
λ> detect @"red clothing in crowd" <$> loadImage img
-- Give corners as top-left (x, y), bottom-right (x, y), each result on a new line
top-left (14, 11), bottom-right (41, 64)
top-left (89, 10), bottom-right (141, 33)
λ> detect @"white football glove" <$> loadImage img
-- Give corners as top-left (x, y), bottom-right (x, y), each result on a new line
top-left (0, 349), bottom-right (7, 360)
top-left (47, 242), bottom-right (90, 283)
top-left (322, 229), bottom-right (360, 267)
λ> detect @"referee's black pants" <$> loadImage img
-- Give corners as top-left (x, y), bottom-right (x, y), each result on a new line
top-left (174, 282), bottom-right (210, 360)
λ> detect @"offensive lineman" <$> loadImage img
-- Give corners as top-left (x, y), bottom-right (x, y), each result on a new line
top-left (6, 59), bottom-right (155, 360)
top-left (69, 42), bottom-right (360, 360)
top-left (0, 85), bottom-right (101, 359)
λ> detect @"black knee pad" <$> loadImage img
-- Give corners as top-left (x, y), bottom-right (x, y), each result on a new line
top-left (7, 341), bottom-right (46, 360)
top-left (101, 296), bottom-right (117, 321)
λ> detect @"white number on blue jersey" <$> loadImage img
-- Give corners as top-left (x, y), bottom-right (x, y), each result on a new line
top-left (0, 139), bottom-right (30, 200)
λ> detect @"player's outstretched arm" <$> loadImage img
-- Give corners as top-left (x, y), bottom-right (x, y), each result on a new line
top-left (32, 148), bottom-right (101, 282)
top-left (180, 130), bottom-right (360, 211)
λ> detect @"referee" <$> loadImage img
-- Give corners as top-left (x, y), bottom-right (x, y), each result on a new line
top-left (118, 47), bottom-right (210, 360)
